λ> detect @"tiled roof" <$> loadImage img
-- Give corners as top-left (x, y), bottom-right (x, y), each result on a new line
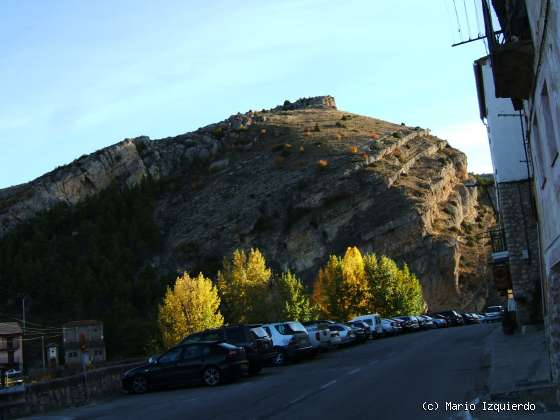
top-left (0, 322), bottom-right (22, 335)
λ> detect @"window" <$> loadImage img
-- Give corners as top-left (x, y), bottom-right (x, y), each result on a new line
top-left (158, 347), bottom-right (182, 364)
top-left (275, 324), bottom-right (297, 335)
top-left (180, 345), bottom-right (202, 361)
top-left (250, 327), bottom-right (268, 338)
top-left (531, 118), bottom-right (547, 188)
top-left (540, 82), bottom-right (559, 167)
top-left (263, 326), bottom-right (272, 337)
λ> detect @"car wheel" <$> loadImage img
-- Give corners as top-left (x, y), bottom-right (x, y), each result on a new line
top-left (273, 349), bottom-right (286, 366)
top-left (131, 375), bottom-right (148, 394)
top-left (203, 366), bottom-right (221, 387)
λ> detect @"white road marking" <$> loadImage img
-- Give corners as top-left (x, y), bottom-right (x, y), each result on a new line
top-left (348, 367), bottom-right (362, 375)
top-left (320, 380), bottom-right (337, 390)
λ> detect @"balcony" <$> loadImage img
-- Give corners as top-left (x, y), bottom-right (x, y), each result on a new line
top-left (483, 0), bottom-right (534, 107)
top-left (489, 228), bottom-right (509, 262)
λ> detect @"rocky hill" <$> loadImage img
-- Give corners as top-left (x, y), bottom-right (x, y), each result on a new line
top-left (0, 96), bottom-right (495, 312)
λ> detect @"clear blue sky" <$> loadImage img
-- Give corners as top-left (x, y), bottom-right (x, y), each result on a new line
top-left (0, 0), bottom-right (492, 189)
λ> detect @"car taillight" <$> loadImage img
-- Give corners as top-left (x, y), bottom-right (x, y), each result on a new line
top-left (315, 332), bottom-right (320, 341)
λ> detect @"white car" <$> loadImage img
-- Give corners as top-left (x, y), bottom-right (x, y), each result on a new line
top-left (381, 318), bottom-right (397, 336)
top-left (484, 306), bottom-right (504, 323)
top-left (350, 314), bottom-right (383, 338)
top-left (302, 321), bottom-right (333, 351)
top-left (327, 323), bottom-right (355, 345)
top-left (262, 321), bottom-right (314, 365)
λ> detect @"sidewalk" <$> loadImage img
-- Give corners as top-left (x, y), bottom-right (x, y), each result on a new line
top-left (488, 325), bottom-right (552, 397)
top-left (474, 324), bottom-right (560, 419)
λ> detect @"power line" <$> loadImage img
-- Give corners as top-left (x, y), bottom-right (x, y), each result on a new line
top-left (452, 0), bottom-right (463, 40)
top-left (21, 334), bottom-right (62, 342)
top-left (473, 0), bottom-right (482, 36)
top-left (463, 0), bottom-right (473, 38)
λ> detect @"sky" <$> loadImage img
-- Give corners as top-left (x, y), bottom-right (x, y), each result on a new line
top-left (0, 0), bottom-right (492, 189)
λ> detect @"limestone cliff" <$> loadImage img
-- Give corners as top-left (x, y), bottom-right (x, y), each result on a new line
top-left (0, 96), bottom-right (495, 311)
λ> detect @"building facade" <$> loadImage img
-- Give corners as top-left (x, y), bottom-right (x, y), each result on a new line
top-left (0, 322), bottom-right (23, 371)
top-left (481, 0), bottom-right (560, 383)
top-left (474, 56), bottom-right (542, 326)
top-left (62, 320), bottom-right (106, 366)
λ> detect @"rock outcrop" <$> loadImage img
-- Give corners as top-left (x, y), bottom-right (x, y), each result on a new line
top-left (0, 96), bottom-right (495, 311)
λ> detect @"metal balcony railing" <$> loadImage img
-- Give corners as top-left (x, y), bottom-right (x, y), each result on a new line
top-left (489, 229), bottom-right (508, 254)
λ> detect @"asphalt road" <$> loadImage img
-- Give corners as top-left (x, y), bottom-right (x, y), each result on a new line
top-left (24, 324), bottom-right (496, 420)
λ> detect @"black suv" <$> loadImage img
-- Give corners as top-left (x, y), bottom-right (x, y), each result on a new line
top-left (181, 325), bottom-right (274, 374)
top-left (435, 310), bottom-right (465, 326)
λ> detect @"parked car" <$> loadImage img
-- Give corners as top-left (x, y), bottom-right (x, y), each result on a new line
top-left (327, 323), bottom-right (356, 346)
top-left (394, 316), bottom-right (420, 332)
top-left (2, 369), bottom-right (23, 388)
top-left (435, 310), bottom-right (465, 326)
top-left (391, 318), bottom-right (406, 332)
top-left (350, 314), bottom-right (383, 338)
top-left (248, 324), bottom-right (278, 362)
top-left (417, 315), bottom-right (436, 329)
top-left (302, 321), bottom-right (333, 351)
top-left (122, 342), bottom-right (248, 393)
top-left (262, 321), bottom-right (314, 366)
top-left (484, 305), bottom-right (504, 323)
top-left (380, 318), bottom-right (397, 336)
top-left (427, 314), bottom-right (448, 328)
top-left (346, 322), bottom-right (369, 343)
top-left (181, 324), bottom-right (273, 374)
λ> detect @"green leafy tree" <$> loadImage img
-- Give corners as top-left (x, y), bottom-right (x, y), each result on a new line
top-left (365, 254), bottom-right (426, 317)
top-left (158, 272), bottom-right (224, 349)
top-left (217, 248), bottom-right (272, 323)
top-left (272, 271), bottom-right (316, 322)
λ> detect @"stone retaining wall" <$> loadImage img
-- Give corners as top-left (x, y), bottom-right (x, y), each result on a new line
top-left (3, 362), bottom-right (141, 419)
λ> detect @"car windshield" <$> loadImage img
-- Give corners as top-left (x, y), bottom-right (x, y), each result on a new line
top-left (250, 327), bottom-right (269, 338)
top-left (487, 307), bottom-right (501, 313)
top-left (275, 323), bottom-right (296, 335)
top-left (287, 322), bottom-right (307, 332)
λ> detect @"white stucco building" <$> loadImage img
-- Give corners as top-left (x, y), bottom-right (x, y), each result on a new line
top-left (474, 56), bottom-right (541, 326)
top-left (481, 0), bottom-right (560, 384)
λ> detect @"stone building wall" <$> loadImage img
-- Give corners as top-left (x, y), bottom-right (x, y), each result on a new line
top-left (497, 180), bottom-right (541, 325)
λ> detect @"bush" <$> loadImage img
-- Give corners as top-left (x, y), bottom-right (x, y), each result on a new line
top-left (335, 122), bottom-right (346, 128)
top-left (316, 159), bottom-right (329, 170)
top-left (313, 123), bottom-right (321, 132)
top-left (392, 132), bottom-right (402, 139)
top-left (212, 127), bottom-right (224, 139)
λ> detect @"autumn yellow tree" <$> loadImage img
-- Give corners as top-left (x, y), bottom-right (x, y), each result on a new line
top-left (158, 272), bottom-right (224, 349)
top-left (313, 247), bottom-right (371, 320)
top-left (217, 248), bottom-right (272, 323)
